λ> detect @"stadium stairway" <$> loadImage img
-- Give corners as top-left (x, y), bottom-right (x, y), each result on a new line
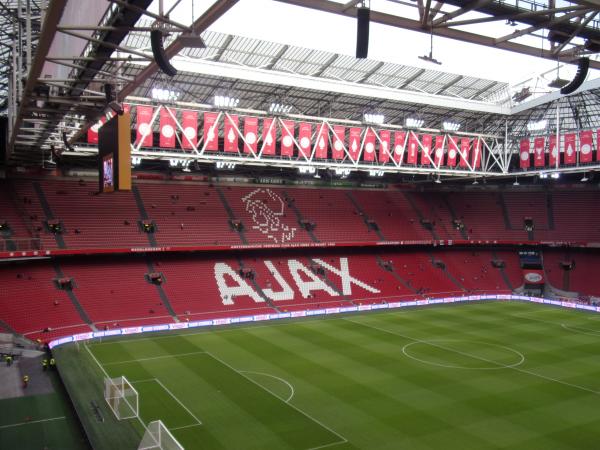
top-left (282, 190), bottom-right (319, 243)
top-left (237, 257), bottom-right (276, 310)
top-left (216, 186), bottom-right (248, 244)
top-left (403, 192), bottom-right (440, 240)
top-left (441, 195), bottom-right (468, 240)
top-left (430, 253), bottom-right (466, 292)
top-left (375, 255), bottom-right (420, 296)
top-left (51, 261), bottom-right (96, 332)
top-left (345, 192), bottom-right (386, 241)
top-left (491, 250), bottom-right (515, 291)
top-left (497, 193), bottom-right (512, 232)
top-left (306, 256), bottom-right (353, 305)
top-left (33, 181), bottom-right (66, 249)
top-left (132, 185), bottom-right (158, 247)
top-left (145, 258), bottom-right (179, 321)
top-left (546, 192), bottom-right (555, 231)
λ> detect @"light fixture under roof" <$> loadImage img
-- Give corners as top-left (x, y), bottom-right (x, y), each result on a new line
top-left (269, 103), bottom-right (292, 114)
top-left (405, 117), bottom-right (424, 128)
top-left (214, 95), bottom-right (240, 108)
top-left (513, 177), bottom-right (520, 186)
top-left (363, 113), bottom-right (385, 125)
top-left (527, 119), bottom-right (547, 131)
top-left (581, 173), bottom-right (589, 182)
top-left (434, 175), bottom-right (442, 184)
top-left (548, 78), bottom-right (569, 89)
top-left (443, 121), bottom-right (461, 132)
top-left (152, 87), bottom-right (180, 102)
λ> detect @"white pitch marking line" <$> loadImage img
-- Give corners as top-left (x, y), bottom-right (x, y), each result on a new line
top-left (171, 423), bottom-right (203, 431)
top-left (561, 323), bottom-right (600, 336)
top-left (206, 351), bottom-right (348, 446)
top-left (307, 439), bottom-right (348, 450)
top-left (102, 351), bottom-right (207, 366)
top-left (153, 378), bottom-right (203, 426)
top-left (0, 416), bottom-right (66, 430)
top-left (344, 317), bottom-right (600, 397)
top-left (239, 371), bottom-right (295, 403)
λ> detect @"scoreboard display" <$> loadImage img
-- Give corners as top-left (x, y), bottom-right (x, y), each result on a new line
top-left (98, 112), bottom-right (132, 193)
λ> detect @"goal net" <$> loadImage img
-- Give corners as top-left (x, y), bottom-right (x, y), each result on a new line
top-left (104, 376), bottom-right (139, 420)
top-left (138, 420), bottom-right (184, 450)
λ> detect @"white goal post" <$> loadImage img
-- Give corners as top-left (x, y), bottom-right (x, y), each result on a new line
top-left (104, 376), bottom-right (139, 420)
top-left (138, 420), bottom-right (184, 450)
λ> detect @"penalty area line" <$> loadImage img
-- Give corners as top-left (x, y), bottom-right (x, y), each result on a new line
top-left (206, 351), bottom-right (348, 447)
top-left (0, 416), bottom-right (66, 430)
top-left (102, 350), bottom-right (207, 366)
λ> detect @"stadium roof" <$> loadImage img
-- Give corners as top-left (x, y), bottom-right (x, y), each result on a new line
top-left (2, 0), bottom-right (600, 177)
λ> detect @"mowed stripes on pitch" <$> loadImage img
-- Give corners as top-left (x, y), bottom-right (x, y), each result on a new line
top-left (85, 301), bottom-right (600, 450)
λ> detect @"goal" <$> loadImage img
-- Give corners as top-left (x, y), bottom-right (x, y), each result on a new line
top-left (138, 420), bottom-right (184, 450)
top-left (104, 376), bottom-right (139, 420)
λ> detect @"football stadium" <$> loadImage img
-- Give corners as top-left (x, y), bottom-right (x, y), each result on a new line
top-left (2, 1), bottom-right (600, 449)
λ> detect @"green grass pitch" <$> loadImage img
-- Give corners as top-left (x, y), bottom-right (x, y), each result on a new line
top-left (54, 301), bottom-right (600, 449)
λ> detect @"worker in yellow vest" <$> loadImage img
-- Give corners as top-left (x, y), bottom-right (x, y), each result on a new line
top-left (42, 359), bottom-right (48, 371)
top-left (49, 358), bottom-right (56, 369)
top-left (22, 375), bottom-right (29, 388)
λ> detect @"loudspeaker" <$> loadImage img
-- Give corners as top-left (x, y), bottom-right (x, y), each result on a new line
top-left (356, 6), bottom-right (370, 59)
top-left (560, 57), bottom-right (590, 95)
top-left (151, 29), bottom-right (177, 77)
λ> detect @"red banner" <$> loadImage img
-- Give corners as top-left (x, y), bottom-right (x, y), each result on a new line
top-left (406, 132), bottom-right (418, 165)
top-left (136, 105), bottom-right (154, 147)
top-left (549, 134), bottom-right (558, 167)
top-left (262, 118), bottom-right (276, 155)
top-left (363, 128), bottom-right (377, 162)
top-left (533, 136), bottom-right (545, 167)
top-left (203, 112), bottom-right (219, 151)
top-left (159, 108), bottom-right (176, 148)
top-left (446, 136), bottom-right (458, 166)
top-left (298, 122), bottom-right (312, 158)
top-left (393, 131), bottom-right (406, 164)
top-left (348, 128), bottom-right (362, 161)
top-left (243, 116), bottom-right (258, 154)
top-left (519, 138), bottom-right (530, 168)
top-left (523, 269), bottom-right (545, 285)
top-left (459, 137), bottom-right (470, 168)
top-left (433, 135), bottom-right (444, 166)
top-left (332, 126), bottom-right (345, 160)
top-left (87, 117), bottom-right (105, 144)
top-left (597, 130), bottom-right (600, 162)
top-left (580, 130), bottom-right (593, 163)
top-left (315, 123), bottom-right (329, 159)
top-left (279, 119), bottom-right (294, 156)
top-left (379, 130), bottom-right (391, 163)
top-left (471, 137), bottom-right (481, 168)
top-left (564, 133), bottom-right (576, 164)
top-left (181, 110), bottom-right (198, 150)
top-left (420, 134), bottom-right (433, 165)
top-left (223, 115), bottom-right (239, 153)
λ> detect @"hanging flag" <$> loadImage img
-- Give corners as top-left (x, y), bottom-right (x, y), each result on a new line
top-left (203, 112), bottom-right (219, 151)
top-left (122, 104), bottom-right (131, 115)
top-left (279, 119), bottom-right (295, 157)
top-left (159, 108), bottom-right (176, 148)
top-left (136, 105), bottom-right (154, 147)
top-left (223, 114), bottom-right (239, 153)
top-left (87, 117), bottom-right (105, 144)
top-left (579, 130), bottom-right (593, 163)
top-left (406, 132), bottom-right (418, 164)
top-left (298, 122), bottom-right (312, 158)
top-left (349, 128), bottom-right (362, 161)
top-left (243, 116), bottom-right (258, 154)
top-left (262, 118), bottom-right (276, 155)
top-left (363, 128), bottom-right (377, 162)
top-left (434, 135), bottom-right (445, 166)
top-left (459, 137), bottom-right (471, 168)
top-left (315, 123), bottom-right (329, 159)
top-left (533, 137), bottom-right (545, 167)
top-left (181, 110), bottom-right (198, 150)
top-left (564, 133), bottom-right (576, 164)
top-left (471, 137), bottom-right (482, 168)
top-left (519, 138), bottom-right (530, 168)
top-left (332, 126), bottom-right (345, 160)
top-left (446, 136), bottom-right (458, 166)
top-left (420, 134), bottom-right (433, 166)
top-left (548, 134), bottom-right (558, 167)
top-left (393, 131), bottom-right (406, 164)
top-left (379, 130), bottom-right (391, 163)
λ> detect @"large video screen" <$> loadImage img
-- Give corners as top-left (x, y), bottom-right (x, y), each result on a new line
top-left (102, 155), bottom-right (114, 192)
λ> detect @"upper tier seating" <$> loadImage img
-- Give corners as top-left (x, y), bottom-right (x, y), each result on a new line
top-left (6, 178), bottom-right (600, 250)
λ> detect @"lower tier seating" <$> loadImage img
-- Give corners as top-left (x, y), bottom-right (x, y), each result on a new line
top-left (2, 248), bottom-right (599, 342)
